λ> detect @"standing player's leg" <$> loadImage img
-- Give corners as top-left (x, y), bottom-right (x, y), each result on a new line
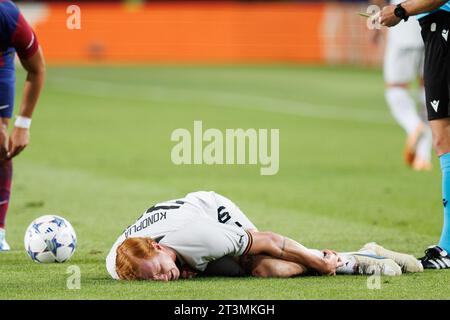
top-left (414, 38), bottom-right (433, 171)
top-left (0, 127), bottom-right (12, 251)
top-left (0, 79), bottom-right (14, 252)
top-left (423, 119), bottom-right (450, 268)
top-left (385, 83), bottom-right (424, 166)
top-left (414, 125), bottom-right (433, 170)
top-left (384, 46), bottom-right (426, 168)
top-left (418, 11), bottom-right (450, 268)
top-left (412, 70), bottom-right (433, 171)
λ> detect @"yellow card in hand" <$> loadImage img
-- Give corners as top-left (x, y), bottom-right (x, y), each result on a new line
top-left (357, 12), bottom-right (371, 18)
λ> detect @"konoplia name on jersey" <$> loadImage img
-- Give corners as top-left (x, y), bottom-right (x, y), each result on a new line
top-left (124, 211), bottom-right (168, 238)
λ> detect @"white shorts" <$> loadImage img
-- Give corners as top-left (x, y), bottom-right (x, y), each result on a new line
top-left (384, 44), bottom-right (424, 84)
top-left (185, 191), bottom-right (258, 231)
top-left (160, 218), bottom-right (253, 272)
top-left (212, 192), bottom-right (258, 231)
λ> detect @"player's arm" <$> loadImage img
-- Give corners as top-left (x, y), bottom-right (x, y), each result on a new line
top-left (380, 0), bottom-right (449, 27)
top-left (401, 0), bottom-right (448, 15)
top-left (8, 13), bottom-right (45, 159)
top-left (246, 231), bottom-right (341, 276)
top-left (16, 48), bottom-right (45, 121)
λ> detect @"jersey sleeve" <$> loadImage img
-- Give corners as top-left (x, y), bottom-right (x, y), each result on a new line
top-left (11, 12), bottom-right (39, 60)
top-left (160, 220), bottom-right (253, 272)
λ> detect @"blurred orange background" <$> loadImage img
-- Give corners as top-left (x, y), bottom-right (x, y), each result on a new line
top-left (20, 2), bottom-right (384, 65)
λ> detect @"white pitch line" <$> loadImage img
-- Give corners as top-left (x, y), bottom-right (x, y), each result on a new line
top-left (48, 75), bottom-right (394, 126)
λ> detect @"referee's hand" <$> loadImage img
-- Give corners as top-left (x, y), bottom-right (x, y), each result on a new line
top-left (379, 5), bottom-right (402, 27)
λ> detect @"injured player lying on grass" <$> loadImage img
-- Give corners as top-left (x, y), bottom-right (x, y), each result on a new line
top-left (106, 191), bottom-right (423, 281)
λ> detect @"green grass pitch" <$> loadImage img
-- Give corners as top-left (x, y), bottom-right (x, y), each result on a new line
top-left (0, 65), bottom-right (449, 299)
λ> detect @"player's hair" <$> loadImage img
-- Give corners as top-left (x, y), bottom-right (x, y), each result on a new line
top-left (115, 237), bottom-right (158, 280)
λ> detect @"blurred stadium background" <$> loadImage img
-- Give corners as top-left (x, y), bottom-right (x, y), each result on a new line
top-left (16, 0), bottom-right (383, 66)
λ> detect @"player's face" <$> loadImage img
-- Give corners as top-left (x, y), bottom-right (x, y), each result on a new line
top-left (139, 251), bottom-right (180, 281)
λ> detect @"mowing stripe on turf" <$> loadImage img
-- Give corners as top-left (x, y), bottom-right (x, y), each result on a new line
top-left (47, 76), bottom-right (393, 126)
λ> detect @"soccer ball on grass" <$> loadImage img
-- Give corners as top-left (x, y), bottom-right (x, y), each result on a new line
top-left (24, 215), bottom-right (77, 263)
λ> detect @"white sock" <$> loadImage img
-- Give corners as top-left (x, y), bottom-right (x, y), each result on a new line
top-left (336, 254), bottom-right (357, 275)
top-left (416, 126), bottom-right (433, 161)
top-left (385, 87), bottom-right (422, 135)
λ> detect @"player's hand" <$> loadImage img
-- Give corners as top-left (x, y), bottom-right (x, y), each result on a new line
top-left (379, 5), bottom-right (402, 27)
top-left (7, 127), bottom-right (30, 159)
top-left (321, 249), bottom-right (343, 276)
top-left (322, 249), bottom-right (338, 256)
top-left (180, 265), bottom-right (198, 279)
top-left (0, 125), bottom-right (8, 161)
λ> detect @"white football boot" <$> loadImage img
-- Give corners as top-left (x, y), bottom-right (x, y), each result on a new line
top-left (0, 228), bottom-right (10, 251)
top-left (361, 242), bottom-right (423, 273)
top-left (351, 253), bottom-right (402, 276)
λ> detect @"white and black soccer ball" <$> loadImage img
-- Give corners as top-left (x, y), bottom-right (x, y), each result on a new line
top-left (24, 215), bottom-right (77, 263)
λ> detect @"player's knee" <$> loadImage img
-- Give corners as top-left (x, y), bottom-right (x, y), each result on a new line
top-left (433, 133), bottom-right (450, 155)
top-left (431, 121), bottom-right (450, 155)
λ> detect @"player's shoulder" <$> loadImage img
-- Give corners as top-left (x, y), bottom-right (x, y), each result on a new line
top-left (0, 1), bottom-right (19, 25)
top-left (0, 1), bottom-right (19, 14)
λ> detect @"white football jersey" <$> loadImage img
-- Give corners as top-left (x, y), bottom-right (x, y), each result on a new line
top-left (105, 191), bottom-right (257, 279)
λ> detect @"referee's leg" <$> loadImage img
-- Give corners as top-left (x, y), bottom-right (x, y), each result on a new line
top-left (419, 11), bottom-right (450, 266)
top-left (430, 119), bottom-right (450, 253)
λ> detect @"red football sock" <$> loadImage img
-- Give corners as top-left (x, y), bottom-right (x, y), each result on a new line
top-left (0, 160), bottom-right (12, 229)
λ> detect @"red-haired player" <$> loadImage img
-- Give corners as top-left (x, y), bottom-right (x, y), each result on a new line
top-left (0, 0), bottom-right (45, 250)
